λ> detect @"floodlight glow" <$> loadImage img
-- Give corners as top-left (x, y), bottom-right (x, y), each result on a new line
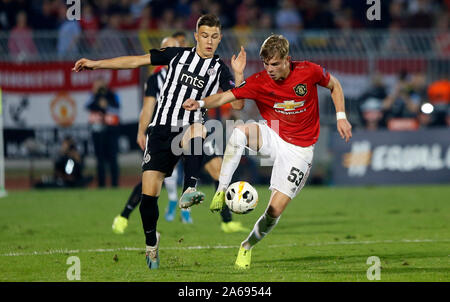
top-left (421, 103), bottom-right (434, 114)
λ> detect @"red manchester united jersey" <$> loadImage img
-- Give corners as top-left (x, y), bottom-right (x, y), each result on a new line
top-left (231, 61), bottom-right (330, 147)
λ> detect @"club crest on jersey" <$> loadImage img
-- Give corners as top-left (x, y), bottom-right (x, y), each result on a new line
top-left (207, 68), bottom-right (216, 76)
top-left (273, 100), bottom-right (305, 111)
top-left (294, 83), bottom-right (307, 96)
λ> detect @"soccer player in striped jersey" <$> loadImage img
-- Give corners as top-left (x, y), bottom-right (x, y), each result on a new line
top-left (112, 35), bottom-right (248, 234)
top-left (183, 34), bottom-right (352, 269)
top-left (73, 14), bottom-right (246, 269)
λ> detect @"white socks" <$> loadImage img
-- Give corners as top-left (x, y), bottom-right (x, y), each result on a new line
top-left (242, 212), bottom-right (280, 250)
top-left (217, 128), bottom-right (247, 192)
top-left (164, 168), bottom-right (178, 201)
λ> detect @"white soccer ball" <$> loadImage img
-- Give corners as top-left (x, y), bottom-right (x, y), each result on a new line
top-left (225, 181), bottom-right (258, 214)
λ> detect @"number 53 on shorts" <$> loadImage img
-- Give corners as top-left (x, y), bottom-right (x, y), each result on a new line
top-left (287, 167), bottom-right (304, 186)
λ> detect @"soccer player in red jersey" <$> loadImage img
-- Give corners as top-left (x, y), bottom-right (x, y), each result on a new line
top-left (183, 34), bottom-right (352, 269)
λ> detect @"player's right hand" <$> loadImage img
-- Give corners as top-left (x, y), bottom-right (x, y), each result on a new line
top-left (72, 58), bottom-right (97, 72)
top-left (183, 99), bottom-right (199, 111)
top-left (137, 132), bottom-right (146, 151)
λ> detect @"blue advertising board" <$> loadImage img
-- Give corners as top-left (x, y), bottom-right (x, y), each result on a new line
top-left (330, 128), bottom-right (450, 185)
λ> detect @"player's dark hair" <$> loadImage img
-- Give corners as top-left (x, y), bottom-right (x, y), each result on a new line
top-left (260, 34), bottom-right (290, 60)
top-left (196, 14), bottom-right (221, 32)
top-left (172, 31), bottom-right (186, 38)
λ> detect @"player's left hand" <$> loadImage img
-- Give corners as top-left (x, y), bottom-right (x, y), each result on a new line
top-left (231, 46), bottom-right (246, 74)
top-left (183, 98), bottom-right (200, 111)
top-left (337, 119), bottom-right (352, 142)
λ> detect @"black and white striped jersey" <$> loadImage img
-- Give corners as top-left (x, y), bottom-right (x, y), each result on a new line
top-left (143, 67), bottom-right (167, 124)
top-left (148, 47), bottom-right (235, 127)
top-left (144, 67), bottom-right (167, 100)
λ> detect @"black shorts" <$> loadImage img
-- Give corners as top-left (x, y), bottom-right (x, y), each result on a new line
top-left (141, 125), bottom-right (223, 176)
top-left (142, 125), bottom-right (186, 177)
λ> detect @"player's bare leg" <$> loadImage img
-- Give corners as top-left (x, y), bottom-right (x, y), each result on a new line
top-left (211, 123), bottom-right (262, 212)
top-left (236, 190), bottom-right (290, 269)
top-left (179, 123), bottom-right (207, 209)
top-left (140, 170), bottom-right (165, 269)
top-left (203, 156), bottom-right (221, 180)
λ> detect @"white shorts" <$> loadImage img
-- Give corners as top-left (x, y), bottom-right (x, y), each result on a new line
top-left (256, 122), bottom-right (314, 199)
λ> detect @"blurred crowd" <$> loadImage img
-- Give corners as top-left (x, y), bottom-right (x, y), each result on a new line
top-left (2, 0), bottom-right (449, 131)
top-left (1, 0), bottom-right (449, 33)
top-left (357, 72), bottom-right (450, 131)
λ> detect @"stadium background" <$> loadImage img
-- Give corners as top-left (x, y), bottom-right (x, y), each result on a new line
top-left (0, 0), bottom-right (449, 189)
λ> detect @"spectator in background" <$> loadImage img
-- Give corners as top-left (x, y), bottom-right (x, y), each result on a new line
top-left (358, 73), bottom-right (388, 130)
top-left (57, 3), bottom-right (81, 57)
top-left (185, 0), bottom-right (203, 30)
top-left (258, 12), bottom-right (274, 31)
top-left (0, 0), bottom-right (30, 30)
top-left (275, 0), bottom-right (303, 43)
top-left (233, 1), bottom-right (259, 32)
top-left (387, 0), bottom-right (408, 28)
top-left (382, 71), bottom-right (422, 130)
top-left (174, 0), bottom-right (191, 19)
top-left (299, 1), bottom-right (334, 29)
top-left (233, 2), bottom-right (260, 54)
top-left (172, 31), bottom-right (187, 47)
top-left (94, 0), bottom-right (113, 28)
top-left (137, 4), bottom-right (157, 30)
top-left (130, 0), bottom-right (152, 20)
top-left (421, 78), bottom-right (450, 127)
top-left (209, 1), bottom-right (231, 29)
top-left (80, 3), bottom-right (100, 48)
top-left (86, 78), bottom-right (121, 188)
top-left (158, 9), bottom-right (176, 30)
top-left (8, 10), bottom-right (37, 61)
top-left (382, 20), bottom-right (409, 55)
top-left (33, 0), bottom-right (58, 30)
top-left (434, 13), bottom-right (450, 56)
top-left (406, 0), bottom-right (435, 29)
top-left (97, 11), bottom-right (127, 55)
top-left (34, 136), bottom-right (93, 189)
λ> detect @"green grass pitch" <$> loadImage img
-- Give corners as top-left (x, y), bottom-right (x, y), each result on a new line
top-left (0, 184), bottom-right (449, 282)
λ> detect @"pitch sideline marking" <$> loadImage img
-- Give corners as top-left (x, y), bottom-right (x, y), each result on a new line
top-left (1, 239), bottom-right (449, 257)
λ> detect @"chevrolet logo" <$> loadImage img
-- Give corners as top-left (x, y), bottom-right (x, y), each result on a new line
top-left (273, 100), bottom-right (305, 111)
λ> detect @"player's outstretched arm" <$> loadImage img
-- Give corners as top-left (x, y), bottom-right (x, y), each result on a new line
top-left (72, 54), bottom-right (151, 72)
top-left (326, 74), bottom-right (352, 142)
top-left (183, 90), bottom-right (237, 111)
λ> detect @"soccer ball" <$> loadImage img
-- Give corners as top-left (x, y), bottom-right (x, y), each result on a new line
top-left (225, 181), bottom-right (258, 214)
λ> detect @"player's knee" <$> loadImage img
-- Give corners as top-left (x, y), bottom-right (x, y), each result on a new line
top-left (266, 205), bottom-right (282, 218)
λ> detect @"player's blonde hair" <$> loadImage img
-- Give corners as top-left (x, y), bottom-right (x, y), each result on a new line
top-left (259, 34), bottom-right (290, 60)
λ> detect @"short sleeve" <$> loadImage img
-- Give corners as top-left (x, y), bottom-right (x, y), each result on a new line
top-left (149, 47), bottom-right (185, 66)
top-left (230, 73), bottom-right (260, 100)
top-left (144, 74), bottom-right (158, 98)
top-left (218, 63), bottom-right (235, 92)
top-left (311, 62), bottom-right (330, 87)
